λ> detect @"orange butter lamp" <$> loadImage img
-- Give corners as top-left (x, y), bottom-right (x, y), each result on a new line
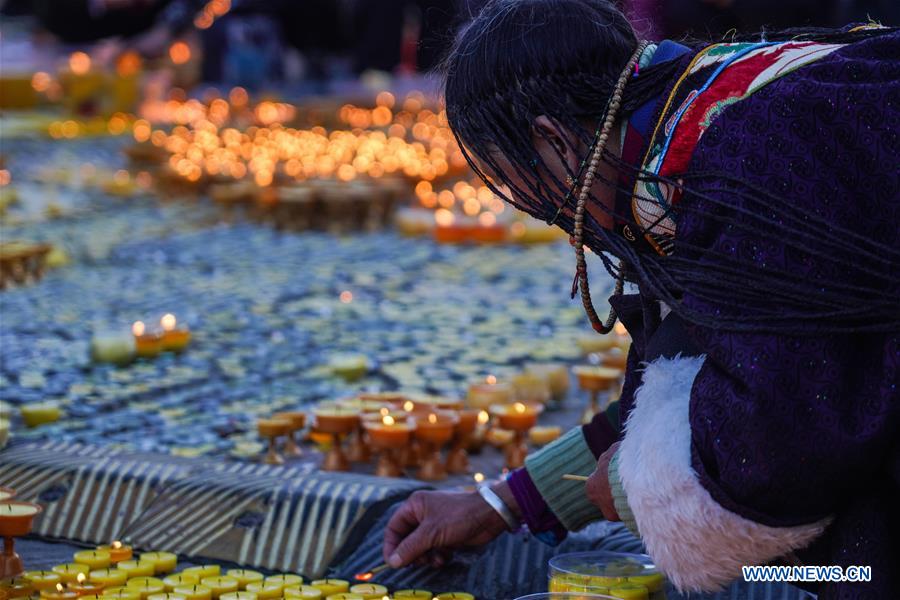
top-left (0, 501), bottom-right (43, 579)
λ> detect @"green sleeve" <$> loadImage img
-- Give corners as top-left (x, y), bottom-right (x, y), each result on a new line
top-left (523, 427), bottom-right (604, 530)
top-left (608, 448), bottom-right (640, 537)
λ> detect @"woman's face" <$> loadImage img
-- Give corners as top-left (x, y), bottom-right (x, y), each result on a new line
top-left (475, 116), bottom-right (620, 232)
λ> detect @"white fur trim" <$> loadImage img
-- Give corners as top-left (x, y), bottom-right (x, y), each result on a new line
top-left (618, 355), bottom-right (831, 593)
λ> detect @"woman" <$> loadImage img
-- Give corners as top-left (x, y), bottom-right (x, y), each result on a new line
top-left (382, 1), bottom-right (899, 597)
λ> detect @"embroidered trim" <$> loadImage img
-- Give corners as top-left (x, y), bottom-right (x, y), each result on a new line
top-left (631, 41), bottom-right (845, 255)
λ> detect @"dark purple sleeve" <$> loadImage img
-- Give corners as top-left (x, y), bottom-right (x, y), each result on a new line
top-left (582, 343), bottom-right (643, 458)
top-left (580, 408), bottom-right (621, 459)
top-left (507, 467), bottom-right (569, 540)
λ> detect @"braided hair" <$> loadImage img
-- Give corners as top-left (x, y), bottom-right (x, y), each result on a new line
top-left (442, 0), bottom-right (900, 334)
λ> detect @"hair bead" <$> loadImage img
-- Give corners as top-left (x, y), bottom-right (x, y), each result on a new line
top-left (571, 40), bottom-right (649, 334)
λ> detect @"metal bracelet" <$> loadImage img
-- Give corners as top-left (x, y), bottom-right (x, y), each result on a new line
top-left (477, 485), bottom-right (519, 531)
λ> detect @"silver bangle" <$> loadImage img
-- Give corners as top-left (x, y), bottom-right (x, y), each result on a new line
top-left (477, 485), bottom-right (519, 531)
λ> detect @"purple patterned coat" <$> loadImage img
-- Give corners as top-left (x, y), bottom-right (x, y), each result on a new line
top-left (610, 30), bottom-right (899, 599)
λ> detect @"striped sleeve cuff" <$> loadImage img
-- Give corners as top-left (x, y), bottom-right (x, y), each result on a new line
top-left (608, 448), bottom-right (639, 537)
top-left (524, 427), bottom-right (603, 531)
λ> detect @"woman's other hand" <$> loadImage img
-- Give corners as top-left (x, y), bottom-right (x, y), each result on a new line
top-left (586, 441), bottom-right (621, 521)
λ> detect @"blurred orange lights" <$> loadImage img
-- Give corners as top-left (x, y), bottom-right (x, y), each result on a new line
top-left (229, 87), bottom-right (249, 107)
top-left (434, 208), bottom-right (455, 227)
top-left (478, 212), bottom-right (497, 226)
top-left (337, 164), bottom-right (356, 182)
top-left (371, 106), bottom-right (393, 127)
top-left (116, 52), bottom-right (142, 76)
top-left (169, 42), bottom-right (191, 65)
top-left (31, 72), bottom-right (51, 92)
top-left (376, 91), bottom-right (396, 108)
top-left (108, 114), bottom-right (128, 135)
top-left (254, 171), bottom-right (273, 187)
top-left (124, 89), bottom-right (512, 229)
top-left (133, 120), bottom-right (151, 143)
top-left (463, 198), bottom-right (481, 216)
top-left (69, 52), bottom-right (91, 75)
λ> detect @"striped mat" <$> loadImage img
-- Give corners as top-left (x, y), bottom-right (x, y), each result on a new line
top-left (1, 441), bottom-right (427, 578)
top-left (0, 441), bottom-right (193, 543)
top-left (123, 465), bottom-right (424, 577)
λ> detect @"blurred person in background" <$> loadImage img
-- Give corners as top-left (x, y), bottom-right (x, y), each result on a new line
top-left (656, 0), bottom-right (899, 39)
top-left (30, 0), bottom-right (190, 54)
top-left (14, 0), bottom-right (465, 84)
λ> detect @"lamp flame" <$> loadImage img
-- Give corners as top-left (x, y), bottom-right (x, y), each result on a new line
top-left (477, 410), bottom-right (489, 425)
top-left (428, 413), bottom-right (437, 424)
top-left (132, 321), bottom-right (145, 337)
top-left (514, 402), bottom-right (526, 414)
top-left (161, 313), bottom-right (177, 331)
top-left (383, 415), bottom-right (395, 426)
top-left (353, 563), bottom-right (389, 581)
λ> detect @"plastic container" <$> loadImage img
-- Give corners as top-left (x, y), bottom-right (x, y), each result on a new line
top-left (515, 594), bottom-right (614, 600)
top-left (548, 552), bottom-right (667, 600)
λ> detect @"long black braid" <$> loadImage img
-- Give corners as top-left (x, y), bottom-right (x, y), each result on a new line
top-left (442, 0), bottom-right (900, 335)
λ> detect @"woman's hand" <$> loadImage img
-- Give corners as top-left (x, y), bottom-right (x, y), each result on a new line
top-left (585, 441), bottom-right (621, 521)
top-left (383, 483), bottom-right (517, 568)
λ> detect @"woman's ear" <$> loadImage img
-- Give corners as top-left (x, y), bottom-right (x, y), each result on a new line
top-left (533, 115), bottom-right (579, 175)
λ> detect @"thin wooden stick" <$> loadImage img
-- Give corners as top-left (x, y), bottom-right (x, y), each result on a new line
top-left (562, 474), bottom-right (589, 482)
top-left (353, 563), bottom-right (390, 581)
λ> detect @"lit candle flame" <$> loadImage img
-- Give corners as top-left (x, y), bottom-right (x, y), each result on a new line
top-left (403, 400), bottom-right (414, 412)
top-left (514, 402), bottom-right (526, 414)
top-left (76, 573), bottom-right (86, 584)
top-left (353, 563), bottom-right (390, 581)
top-left (477, 410), bottom-right (490, 425)
top-left (473, 472), bottom-right (485, 483)
top-left (383, 415), bottom-right (395, 426)
top-left (132, 321), bottom-right (145, 337)
top-left (57, 584), bottom-right (64, 593)
top-left (486, 374), bottom-right (497, 385)
top-left (428, 413), bottom-right (437, 424)
top-left (161, 313), bottom-right (177, 331)
top-left (112, 541), bottom-right (122, 549)
top-left (379, 407), bottom-right (389, 417)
